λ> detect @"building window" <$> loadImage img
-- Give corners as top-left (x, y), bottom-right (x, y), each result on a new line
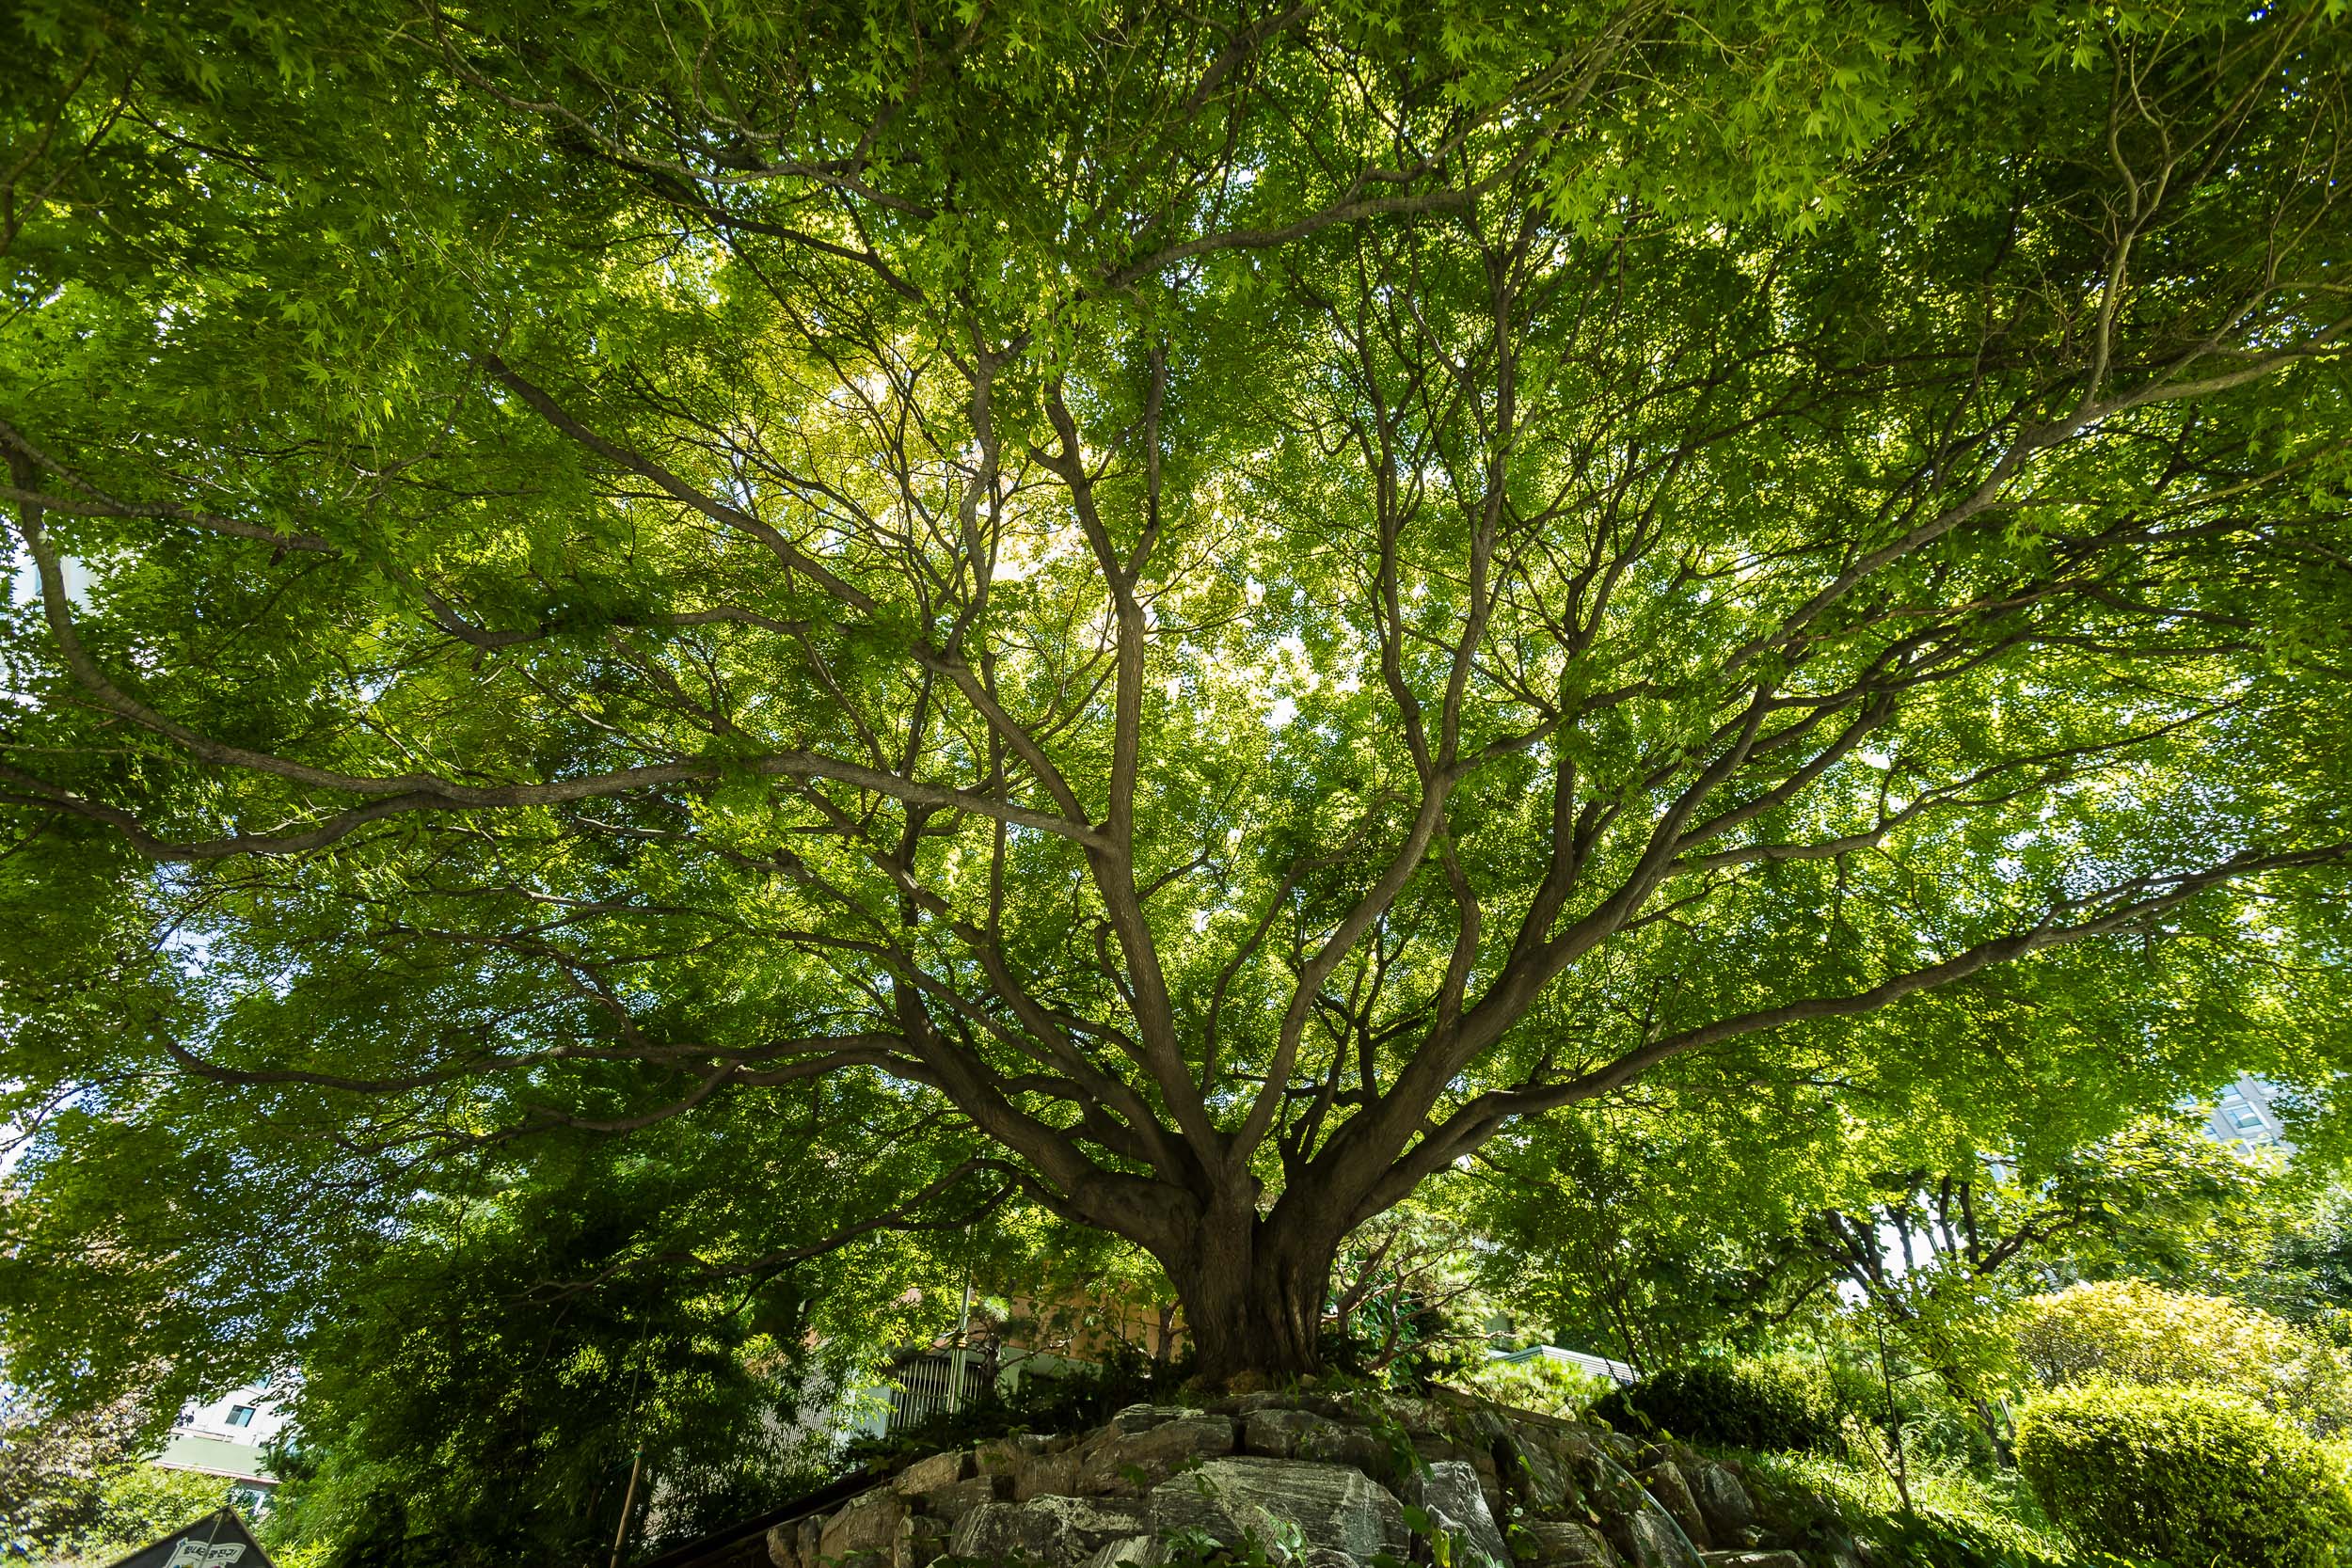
top-left (2228, 1106), bottom-right (2266, 1131)
top-left (226, 1405), bottom-right (256, 1428)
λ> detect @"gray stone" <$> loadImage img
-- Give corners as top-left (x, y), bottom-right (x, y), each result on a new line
top-left (1300, 1550), bottom-right (1360, 1568)
top-left (1380, 1397), bottom-right (1454, 1436)
top-left (1686, 1466), bottom-right (1756, 1544)
top-left (1011, 1448), bottom-right (1085, 1502)
top-left (1237, 1390), bottom-right (1359, 1423)
top-left (919, 1474), bottom-right (1009, 1523)
top-left (766, 1520), bottom-right (801, 1568)
top-left (895, 1451), bottom-right (971, 1496)
top-left (1501, 1433), bottom-right (1578, 1515)
top-left (1110, 1402), bottom-right (1203, 1434)
top-left (1151, 1457), bottom-right (1412, 1562)
top-left (1453, 1404), bottom-right (1513, 1446)
top-left (1411, 1433), bottom-right (1478, 1469)
top-left (1079, 1412), bottom-right (1238, 1495)
top-left (1698, 1554), bottom-right (1804, 1568)
top-left (1603, 1508), bottom-right (1701, 1568)
top-left (821, 1490), bottom-right (909, 1564)
top-left (796, 1513), bottom-right (824, 1568)
top-left (1245, 1408), bottom-right (1390, 1472)
top-left (1082, 1538), bottom-right (1169, 1568)
top-left (1635, 1465), bottom-right (1710, 1551)
top-left (976, 1433), bottom-right (1058, 1473)
top-left (893, 1514), bottom-right (948, 1568)
top-left (1512, 1520), bottom-right (1622, 1568)
top-left (948, 1497), bottom-right (1152, 1565)
top-left (1405, 1460), bottom-right (1511, 1568)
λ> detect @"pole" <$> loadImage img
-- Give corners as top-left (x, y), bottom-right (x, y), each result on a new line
top-left (607, 1447), bottom-right (644, 1568)
top-left (947, 1222), bottom-right (976, 1415)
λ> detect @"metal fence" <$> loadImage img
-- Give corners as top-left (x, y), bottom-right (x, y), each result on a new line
top-left (884, 1348), bottom-right (995, 1433)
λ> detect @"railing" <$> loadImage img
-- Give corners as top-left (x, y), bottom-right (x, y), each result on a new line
top-left (884, 1347), bottom-right (995, 1433)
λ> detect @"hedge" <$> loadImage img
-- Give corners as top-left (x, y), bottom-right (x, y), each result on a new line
top-left (2014, 1380), bottom-right (2352, 1568)
top-left (1589, 1359), bottom-right (1842, 1454)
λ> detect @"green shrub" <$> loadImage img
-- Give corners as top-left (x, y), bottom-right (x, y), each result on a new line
top-left (2017, 1278), bottom-right (2352, 1435)
top-left (2014, 1381), bottom-right (2352, 1568)
top-left (1589, 1359), bottom-right (1842, 1454)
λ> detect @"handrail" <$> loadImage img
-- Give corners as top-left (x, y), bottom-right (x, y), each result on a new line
top-left (628, 1463), bottom-right (889, 1568)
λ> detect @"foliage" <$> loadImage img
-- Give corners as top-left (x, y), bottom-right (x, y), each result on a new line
top-left (2016, 1279), bottom-right (2352, 1437)
top-left (1743, 1449), bottom-right (2080, 1568)
top-left (0, 1383), bottom-right (212, 1565)
top-left (1589, 1359), bottom-right (1842, 1455)
top-left (2013, 1381), bottom-right (2352, 1568)
top-left (5, 0), bottom-right (2351, 1453)
top-left (52, 1468), bottom-right (242, 1568)
top-left (1473, 1101), bottom-right (2295, 1420)
top-left (1319, 1194), bottom-right (1497, 1389)
top-left (186, 1111), bottom-right (974, 1568)
top-left (1470, 1103), bottom-right (1836, 1369)
top-left (2238, 1184), bottom-right (2352, 1347)
top-left (1453, 1354), bottom-right (1613, 1421)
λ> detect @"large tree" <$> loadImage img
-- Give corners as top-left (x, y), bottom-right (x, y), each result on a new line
top-left (4, 0), bottom-right (2350, 1383)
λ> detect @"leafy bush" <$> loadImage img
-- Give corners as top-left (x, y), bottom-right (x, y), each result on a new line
top-left (1589, 1359), bottom-right (1842, 1453)
top-left (1457, 1353), bottom-right (1614, 1418)
top-left (2014, 1381), bottom-right (2352, 1568)
top-left (2017, 1278), bottom-right (2352, 1434)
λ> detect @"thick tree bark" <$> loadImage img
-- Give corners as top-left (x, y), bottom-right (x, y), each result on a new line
top-left (1156, 1200), bottom-right (1338, 1384)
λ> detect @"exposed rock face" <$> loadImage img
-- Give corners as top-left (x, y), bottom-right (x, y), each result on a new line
top-left (949, 1496), bottom-right (1152, 1563)
top-left (1244, 1407), bottom-right (1391, 1472)
top-left (818, 1495), bottom-right (908, 1560)
top-left (894, 1451), bottom-right (971, 1495)
top-left (1511, 1520), bottom-right (1621, 1567)
top-left (758, 1387), bottom-right (1866, 1568)
top-left (1079, 1409), bottom-right (1240, 1496)
top-left (1633, 1464), bottom-right (1710, 1551)
top-left (1687, 1465), bottom-right (1756, 1546)
top-left (1150, 1456), bottom-right (1410, 1561)
top-left (1405, 1459), bottom-right (1511, 1568)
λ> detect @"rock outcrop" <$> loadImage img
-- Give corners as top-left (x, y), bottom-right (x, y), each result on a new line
top-left (763, 1389), bottom-right (1872, 1568)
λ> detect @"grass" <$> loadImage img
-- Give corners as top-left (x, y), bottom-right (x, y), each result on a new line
top-left (1736, 1448), bottom-right (2105, 1568)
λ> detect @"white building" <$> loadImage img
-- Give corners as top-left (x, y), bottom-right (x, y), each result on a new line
top-left (155, 1384), bottom-right (288, 1510)
top-left (2203, 1075), bottom-right (2293, 1152)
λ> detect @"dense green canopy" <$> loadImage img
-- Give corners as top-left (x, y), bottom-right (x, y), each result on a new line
top-left (4, 0), bottom-right (2350, 1387)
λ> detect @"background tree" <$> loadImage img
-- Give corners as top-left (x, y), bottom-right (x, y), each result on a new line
top-left (4, 0), bottom-right (2351, 1387)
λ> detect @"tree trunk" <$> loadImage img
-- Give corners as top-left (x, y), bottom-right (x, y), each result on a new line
top-left (1161, 1208), bottom-right (1335, 1385)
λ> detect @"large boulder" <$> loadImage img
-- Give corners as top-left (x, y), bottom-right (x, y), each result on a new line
top-left (1500, 1431), bottom-right (1580, 1516)
top-left (947, 1496), bottom-right (1152, 1564)
top-left (894, 1451), bottom-right (971, 1496)
top-left (765, 1520), bottom-right (801, 1568)
top-left (1078, 1411), bottom-right (1238, 1496)
top-left (1150, 1457), bottom-right (1412, 1562)
top-left (1511, 1520), bottom-right (1622, 1567)
top-left (1404, 1460), bottom-right (1511, 1568)
top-left (1244, 1408), bottom-right (1391, 1473)
top-left (1634, 1465), bottom-right (1710, 1551)
top-left (820, 1489), bottom-right (909, 1567)
top-left (1080, 1537), bottom-right (1168, 1568)
top-left (1697, 1554), bottom-right (1804, 1568)
top-left (915, 1473), bottom-right (1009, 1523)
top-left (1602, 1506), bottom-right (1702, 1568)
top-left (893, 1513), bottom-right (949, 1568)
top-left (1686, 1465), bottom-right (1756, 1545)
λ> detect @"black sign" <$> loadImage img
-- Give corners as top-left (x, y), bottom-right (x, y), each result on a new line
top-left (104, 1509), bottom-right (276, 1568)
